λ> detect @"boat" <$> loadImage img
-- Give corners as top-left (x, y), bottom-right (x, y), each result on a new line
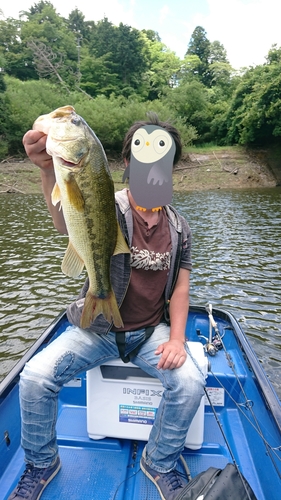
top-left (0, 303), bottom-right (280, 499)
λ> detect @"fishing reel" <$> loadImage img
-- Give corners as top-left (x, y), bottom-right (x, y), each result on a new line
top-left (196, 303), bottom-right (224, 356)
top-left (205, 334), bottom-right (223, 356)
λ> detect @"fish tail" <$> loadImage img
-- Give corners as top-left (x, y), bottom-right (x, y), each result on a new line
top-left (80, 290), bottom-right (124, 329)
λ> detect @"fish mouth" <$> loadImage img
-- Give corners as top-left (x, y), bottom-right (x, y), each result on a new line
top-left (59, 157), bottom-right (81, 168)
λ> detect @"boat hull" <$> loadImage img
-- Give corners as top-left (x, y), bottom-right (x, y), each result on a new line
top-left (1, 305), bottom-right (280, 499)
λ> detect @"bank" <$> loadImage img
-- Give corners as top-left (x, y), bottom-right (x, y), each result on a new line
top-left (0, 146), bottom-right (279, 195)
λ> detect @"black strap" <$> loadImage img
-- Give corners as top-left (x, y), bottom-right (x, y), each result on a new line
top-left (115, 326), bottom-right (155, 363)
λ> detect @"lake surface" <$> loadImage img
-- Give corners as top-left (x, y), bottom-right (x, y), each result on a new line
top-left (0, 189), bottom-right (281, 398)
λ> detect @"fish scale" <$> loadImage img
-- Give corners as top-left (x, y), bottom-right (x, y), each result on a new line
top-left (33, 105), bottom-right (130, 328)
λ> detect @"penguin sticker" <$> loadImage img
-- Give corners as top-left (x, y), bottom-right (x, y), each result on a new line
top-left (123, 125), bottom-right (175, 211)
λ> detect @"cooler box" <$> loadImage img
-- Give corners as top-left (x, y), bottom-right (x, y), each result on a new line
top-left (87, 341), bottom-right (208, 450)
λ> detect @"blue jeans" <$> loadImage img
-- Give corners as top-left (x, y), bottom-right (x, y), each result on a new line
top-left (20, 323), bottom-right (206, 473)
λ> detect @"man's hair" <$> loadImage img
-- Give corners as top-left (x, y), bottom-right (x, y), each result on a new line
top-left (122, 112), bottom-right (182, 166)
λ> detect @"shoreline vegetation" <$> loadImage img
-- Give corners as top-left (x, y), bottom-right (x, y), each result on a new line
top-left (0, 146), bottom-right (278, 195)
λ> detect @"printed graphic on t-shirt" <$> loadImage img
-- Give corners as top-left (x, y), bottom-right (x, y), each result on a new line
top-left (130, 246), bottom-right (171, 271)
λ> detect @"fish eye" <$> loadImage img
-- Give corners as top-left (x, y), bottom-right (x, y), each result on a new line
top-left (71, 116), bottom-right (81, 125)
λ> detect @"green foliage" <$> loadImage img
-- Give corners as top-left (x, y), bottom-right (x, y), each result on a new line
top-left (185, 27), bottom-right (230, 89)
top-left (85, 17), bottom-right (148, 95)
top-left (226, 61), bottom-right (281, 144)
top-left (140, 33), bottom-right (181, 99)
top-left (186, 26), bottom-right (211, 86)
top-left (79, 51), bottom-right (119, 97)
top-left (20, 3), bottom-right (78, 86)
top-left (209, 40), bottom-right (229, 64)
top-left (0, 76), bottom-right (196, 159)
top-left (72, 94), bottom-right (196, 151)
top-left (1, 5), bottom-right (281, 153)
top-left (0, 92), bottom-right (10, 158)
top-left (3, 76), bottom-right (68, 155)
top-left (162, 80), bottom-right (212, 143)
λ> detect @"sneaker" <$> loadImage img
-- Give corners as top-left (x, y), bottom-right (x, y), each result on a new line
top-left (140, 450), bottom-right (188, 500)
top-left (8, 456), bottom-right (61, 500)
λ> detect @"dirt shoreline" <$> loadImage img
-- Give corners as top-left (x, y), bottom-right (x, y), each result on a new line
top-left (0, 148), bottom-right (278, 195)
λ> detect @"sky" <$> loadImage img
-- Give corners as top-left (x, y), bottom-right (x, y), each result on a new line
top-left (1, 0), bottom-right (281, 70)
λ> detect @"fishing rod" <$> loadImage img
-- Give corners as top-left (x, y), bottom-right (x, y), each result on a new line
top-left (203, 303), bottom-right (281, 481)
top-left (204, 303), bottom-right (223, 355)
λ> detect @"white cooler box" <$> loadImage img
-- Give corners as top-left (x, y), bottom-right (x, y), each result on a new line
top-left (87, 341), bottom-right (208, 450)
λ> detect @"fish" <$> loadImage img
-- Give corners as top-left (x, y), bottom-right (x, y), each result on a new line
top-left (33, 105), bottom-right (130, 329)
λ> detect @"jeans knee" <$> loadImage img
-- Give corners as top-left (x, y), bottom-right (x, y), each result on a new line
top-left (166, 366), bottom-right (205, 402)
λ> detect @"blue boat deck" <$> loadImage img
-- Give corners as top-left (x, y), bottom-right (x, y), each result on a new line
top-left (2, 391), bottom-right (265, 499)
top-left (1, 307), bottom-right (281, 499)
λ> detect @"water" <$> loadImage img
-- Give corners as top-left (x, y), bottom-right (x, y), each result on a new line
top-left (0, 189), bottom-right (281, 398)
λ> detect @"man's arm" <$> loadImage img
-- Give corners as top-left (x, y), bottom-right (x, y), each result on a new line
top-left (23, 130), bottom-right (68, 235)
top-left (155, 268), bottom-right (190, 370)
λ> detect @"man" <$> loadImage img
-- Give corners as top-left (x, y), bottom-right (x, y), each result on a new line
top-left (8, 114), bottom-right (205, 500)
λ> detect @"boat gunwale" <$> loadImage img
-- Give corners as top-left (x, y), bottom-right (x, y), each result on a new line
top-left (0, 310), bottom-right (67, 400)
top-left (193, 304), bottom-right (281, 434)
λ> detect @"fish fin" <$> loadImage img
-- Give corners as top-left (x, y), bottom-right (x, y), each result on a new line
top-left (33, 115), bottom-right (53, 135)
top-left (51, 183), bottom-right (61, 206)
top-left (80, 290), bottom-right (124, 329)
top-left (61, 242), bottom-right (84, 278)
top-left (65, 177), bottom-right (85, 211)
top-left (113, 224), bottom-right (131, 256)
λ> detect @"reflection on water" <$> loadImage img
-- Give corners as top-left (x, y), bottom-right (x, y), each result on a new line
top-left (0, 189), bottom-right (281, 398)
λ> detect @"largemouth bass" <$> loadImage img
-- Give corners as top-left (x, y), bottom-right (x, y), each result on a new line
top-left (33, 105), bottom-right (130, 329)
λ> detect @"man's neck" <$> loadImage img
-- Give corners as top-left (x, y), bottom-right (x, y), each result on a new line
top-left (128, 191), bottom-right (160, 228)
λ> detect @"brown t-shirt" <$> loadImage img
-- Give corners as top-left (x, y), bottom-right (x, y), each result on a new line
top-left (113, 206), bottom-right (171, 331)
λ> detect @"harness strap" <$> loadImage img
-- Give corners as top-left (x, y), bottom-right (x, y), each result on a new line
top-left (115, 326), bottom-right (155, 363)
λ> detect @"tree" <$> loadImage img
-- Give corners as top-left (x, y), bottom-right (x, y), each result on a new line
top-left (26, 1), bottom-right (55, 16)
top-left (87, 18), bottom-right (148, 96)
top-left (209, 40), bottom-right (229, 64)
top-left (79, 50), bottom-right (119, 97)
top-left (141, 29), bottom-right (161, 43)
top-left (140, 32), bottom-right (181, 100)
top-left (266, 44), bottom-right (281, 64)
top-left (209, 61), bottom-right (233, 92)
top-left (162, 79), bottom-right (212, 142)
top-left (114, 23), bottom-right (147, 90)
top-left (179, 54), bottom-right (203, 83)
top-left (0, 17), bottom-right (38, 80)
top-left (185, 28), bottom-right (230, 88)
top-left (20, 2), bottom-right (79, 88)
top-left (3, 76), bottom-right (68, 155)
top-left (27, 39), bottom-right (70, 91)
top-left (186, 26), bottom-right (211, 86)
top-left (67, 8), bottom-right (88, 39)
top-left (225, 62), bottom-right (281, 145)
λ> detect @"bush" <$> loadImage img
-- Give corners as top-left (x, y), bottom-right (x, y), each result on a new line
top-left (74, 94), bottom-right (197, 152)
top-left (4, 77), bottom-right (71, 155)
top-left (3, 77), bottom-right (198, 157)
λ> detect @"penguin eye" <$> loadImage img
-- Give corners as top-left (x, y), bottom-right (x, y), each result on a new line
top-left (134, 139), bottom-right (141, 146)
top-left (153, 134), bottom-right (171, 155)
